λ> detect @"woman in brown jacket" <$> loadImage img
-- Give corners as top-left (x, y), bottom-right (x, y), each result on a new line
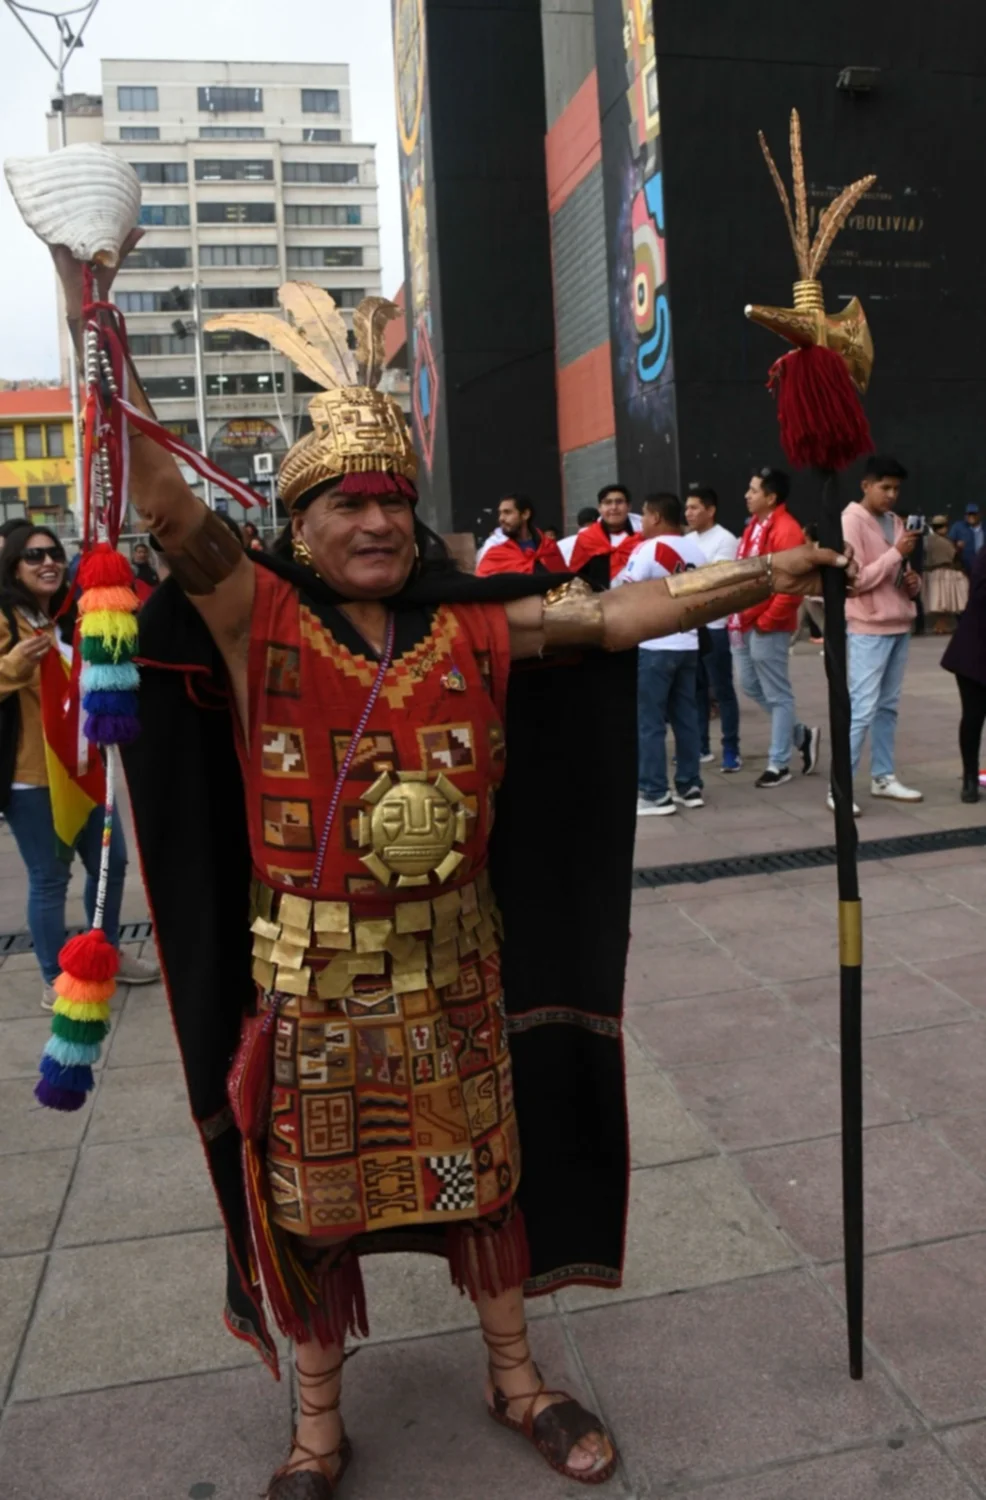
top-left (0, 526), bottom-right (157, 1006)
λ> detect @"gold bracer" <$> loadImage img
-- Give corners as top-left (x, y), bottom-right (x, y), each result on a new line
top-left (541, 578), bottom-right (605, 648)
top-left (162, 506), bottom-right (245, 595)
top-left (664, 555), bottom-right (773, 599)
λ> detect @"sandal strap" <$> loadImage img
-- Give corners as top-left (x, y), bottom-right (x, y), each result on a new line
top-left (479, 1322), bottom-right (533, 1376)
top-left (295, 1359), bottom-right (344, 1420)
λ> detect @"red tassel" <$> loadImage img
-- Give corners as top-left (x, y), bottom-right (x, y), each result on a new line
top-left (768, 344), bottom-right (873, 472)
top-left (78, 542), bottom-right (135, 590)
top-left (336, 471), bottom-right (417, 501)
top-left (448, 1209), bottom-right (531, 1301)
top-left (57, 929), bottom-right (120, 983)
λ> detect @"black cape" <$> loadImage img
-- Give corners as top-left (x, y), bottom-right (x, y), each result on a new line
top-left (121, 549), bottom-right (636, 1370)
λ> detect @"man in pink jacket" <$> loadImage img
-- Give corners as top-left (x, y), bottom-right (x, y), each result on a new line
top-left (839, 455), bottom-right (923, 809)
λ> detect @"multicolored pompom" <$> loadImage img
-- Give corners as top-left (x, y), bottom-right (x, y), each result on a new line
top-left (76, 544), bottom-right (141, 744)
top-left (34, 930), bottom-right (119, 1112)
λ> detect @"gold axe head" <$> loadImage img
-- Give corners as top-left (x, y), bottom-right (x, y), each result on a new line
top-left (745, 109), bottom-right (877, 393)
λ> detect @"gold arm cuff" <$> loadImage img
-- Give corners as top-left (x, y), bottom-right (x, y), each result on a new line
top-left (541, 578), bottom-right (605, 648)
top-left (665, 555), bottom-right (772, 598)
top-left (162, 507), bottom-right (245, 596)
top-left (678, 577), bottom-right (771, 632)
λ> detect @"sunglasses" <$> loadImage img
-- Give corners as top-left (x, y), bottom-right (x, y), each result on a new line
top-left (22, 546), bottom-right (65, 565)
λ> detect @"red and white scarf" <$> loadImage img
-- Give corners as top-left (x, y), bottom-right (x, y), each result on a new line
top-left (727, 517), bottom-right (767, 638)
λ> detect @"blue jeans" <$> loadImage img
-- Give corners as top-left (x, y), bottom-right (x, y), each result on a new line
top-left (697, 628), bottom-right (740, 756)
top-left (848, 631), bottom-right (910, 778)
top-left (4, 787), bottom-right (126, 983)
top-left (733, 630), bottom-right (807, 769)
top-left (638, 648), bottom-right (702, 799)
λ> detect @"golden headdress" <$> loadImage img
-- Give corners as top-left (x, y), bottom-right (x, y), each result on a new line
top-left (205, 283), bottom-right (417, 509)
top-left (745, 109), bottom-right (876, 393)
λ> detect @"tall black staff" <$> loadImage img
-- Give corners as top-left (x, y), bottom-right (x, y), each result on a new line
top-left (745, 109), bottom-right (876, 1380)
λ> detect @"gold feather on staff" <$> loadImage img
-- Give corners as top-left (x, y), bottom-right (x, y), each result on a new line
top-left (277, 282), bottom-right (356, 386)
top-left (758, 130), bottom-right (801, 272)
top-left (789, 108), bottom-right (811, 280)
top-left (809, 174), bottom-right (877, 278)
top-left (353, 297), bottom-right (401, 389)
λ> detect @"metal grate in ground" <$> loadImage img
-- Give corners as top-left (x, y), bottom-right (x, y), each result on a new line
top-left (0, 919), bottom-right (154, 958)
top-left (633, 823), bottom-right (986, 890)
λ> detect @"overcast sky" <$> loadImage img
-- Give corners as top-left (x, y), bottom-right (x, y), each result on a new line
top-left (0, 0), bottom-right (402, 379)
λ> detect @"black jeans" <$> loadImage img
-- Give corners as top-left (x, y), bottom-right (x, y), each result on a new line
top-left (957, 674), bottom-right (986, 780)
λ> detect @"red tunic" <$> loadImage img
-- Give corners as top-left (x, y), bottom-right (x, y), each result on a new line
top-left (236, 567), bottom-right (520, 1240)
top-left (567, 519), bottom-right (641, 582)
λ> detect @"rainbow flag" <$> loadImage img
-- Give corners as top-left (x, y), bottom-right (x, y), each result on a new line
top-left (39, 646), bottom-right (105, 860)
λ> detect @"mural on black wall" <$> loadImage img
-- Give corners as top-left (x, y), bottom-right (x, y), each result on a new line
top-left (394, 0), bottom-right (438, 477)
top-left (598, 0), bottom-right (678, 491)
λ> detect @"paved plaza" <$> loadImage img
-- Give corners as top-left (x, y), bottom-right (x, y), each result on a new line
top-left (2, 637), bottom-right (986, 1498)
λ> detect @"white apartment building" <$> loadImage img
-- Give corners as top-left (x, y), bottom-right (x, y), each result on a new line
top-left (53, 59), bottom-right (382, 514)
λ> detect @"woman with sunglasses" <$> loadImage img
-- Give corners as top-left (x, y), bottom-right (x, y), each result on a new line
top-left (0, 526), bottom-right (159, 1007)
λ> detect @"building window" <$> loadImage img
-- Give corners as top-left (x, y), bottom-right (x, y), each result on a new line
top-left (45, 425), bottom-right (65, 458)
top-left (121, 247), bottom-right (192, 271)
top-left (0, 430), bottom-right (14, 460)
top-left (200, 287), bottom-right (278, 310)
top-left (142, 376), bottom-right (197, 401)
top-left (139, 204), bottom-right (191, 227)
top-left (203, 329), bottom-right (270, 353)
top-left (131, 162), bottom-right (188, 184)
top-left (27, 485), bottom-right (48, 508)
top-left (326, 288), bottom-right (364, 309)
top-left (118, 86), bottom-right (158, 111)
top-left (194, 158), bottom-right (273, 182)
top-left (198, 86), bottom-right (263, 113)
top-left (302, 129), bottom-right (341, 143)
top-left (115, 290), bottom-right (187, 313)
top-left (285, 204), bottom-right (362, 227)
top-left (283, 162), bottom-right (359, 185)
top-left (47, 485), bottom-right (68, 509)
top-left (199, 244), bottom-right (278, 268)
top-left (0, 488), bottom-right (23, 514)
top-left (286, 246), bottom-right (364, 269)
top-left (24, 426), bottom-right (43, 459)
top-left (197, 201), bottom-right (276, 224)
top-left (162, 420), bottom-right (200, 448)
top-left (199, 126), bottom-right (265, 139)
top-left (120, 126), bottom-right (160, 141)
top-left (301, 89), bottom-right (340, 114)
top-left (206, 372), bottom-right (285, 397)
top-left (128, 332), bottom-right (194, 356)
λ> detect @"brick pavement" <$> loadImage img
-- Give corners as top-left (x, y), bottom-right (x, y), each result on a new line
top-left (1, 637), bottom-right (985, 1498)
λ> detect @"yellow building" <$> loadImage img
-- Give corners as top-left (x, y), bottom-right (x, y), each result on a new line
top-left (0, 387), bottom-right (76, 523)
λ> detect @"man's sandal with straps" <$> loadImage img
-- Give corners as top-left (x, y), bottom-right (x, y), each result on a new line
top-left (267, 1360), bottom-right (353, 1499)
top-left (482, 1324), bottom-right (617, 1485)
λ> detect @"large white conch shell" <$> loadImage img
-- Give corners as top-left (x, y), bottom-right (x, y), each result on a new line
top-left (4, 144), bottom-right (142, 266)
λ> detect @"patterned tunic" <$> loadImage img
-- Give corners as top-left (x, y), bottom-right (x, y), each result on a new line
top-left (237, 567), bottom-right (520, 1240)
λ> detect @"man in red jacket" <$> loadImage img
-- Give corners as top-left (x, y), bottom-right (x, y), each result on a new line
top-left (567, 484), bottom-right (642, 583)
top-left (475, 495), bottom-right (566, 577)
top-left (730, 469), bottom-right (820, 787)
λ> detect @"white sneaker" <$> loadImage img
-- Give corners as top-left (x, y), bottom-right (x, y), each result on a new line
top-left (871, 775), bottom-right (923, 803)
top-left (826, 790), bottom-right (861, 818)
top-left (41, 983), bottom-right (57, 1012)
top-left (116, 949), bottom-right (161, 984)
top-left (637, 794), bottom-right (676, 817)
top-left (699, 752), bottom-right (715, 764)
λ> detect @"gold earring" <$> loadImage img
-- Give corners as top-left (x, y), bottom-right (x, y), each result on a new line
top-left (292, 535), bottom-right (314, 567)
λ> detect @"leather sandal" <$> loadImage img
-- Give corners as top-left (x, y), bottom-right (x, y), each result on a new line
top-left (482, 1324), bottom-right (617, 1485)
top-left (267, 1360), bottom-right (353, 1499)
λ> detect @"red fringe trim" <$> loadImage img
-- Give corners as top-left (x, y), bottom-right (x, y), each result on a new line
top-left (335, 471), bottom-right (417, 500)
top-left (768, 344), bottom-right (873, 472)
top-left (308, 1251), bottom-right (369, 1349)
top-left (447, 1209), bottom-right (531, 1302)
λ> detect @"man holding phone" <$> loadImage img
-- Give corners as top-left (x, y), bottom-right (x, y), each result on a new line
top-left (838, 455), bottom-right (923, 808)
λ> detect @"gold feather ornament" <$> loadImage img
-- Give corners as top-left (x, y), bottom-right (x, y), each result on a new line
top-left (205, 281), bottom-right (417, 508)
top-left (746, 108), bottom-right (877, 392)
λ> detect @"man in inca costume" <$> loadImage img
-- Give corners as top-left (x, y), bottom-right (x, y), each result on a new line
top-left (52, 241), bottom-right (847, 1496)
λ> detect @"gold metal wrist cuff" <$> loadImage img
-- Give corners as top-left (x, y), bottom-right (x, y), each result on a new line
top-left (678, 578), bottom-right (771, 631)
top-left (665, 556), bottom-right (771, 598)
top-left (541, 578), bottom-right (605, 648)
top-left (162, 507), bottom-right (244, 595)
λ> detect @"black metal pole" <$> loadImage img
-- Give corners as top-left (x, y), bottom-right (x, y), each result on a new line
top-left (816, 469), bottom-right (864, 1380)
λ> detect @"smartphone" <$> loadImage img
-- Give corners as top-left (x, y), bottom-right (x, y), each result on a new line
top-left (905, 515), bottom-right (926, 534)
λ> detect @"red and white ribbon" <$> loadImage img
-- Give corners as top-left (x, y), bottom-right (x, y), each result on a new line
top-left (115, 398), bottom-right (268, 510)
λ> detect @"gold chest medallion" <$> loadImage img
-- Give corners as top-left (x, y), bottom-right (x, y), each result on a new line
top-left (358, 770), bottom-right (472, 887)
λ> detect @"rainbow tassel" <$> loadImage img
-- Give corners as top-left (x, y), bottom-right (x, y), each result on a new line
top-left (35, 928), bottom-right (118, 1112)
top-left (80, 662), bottom-right (140, 692)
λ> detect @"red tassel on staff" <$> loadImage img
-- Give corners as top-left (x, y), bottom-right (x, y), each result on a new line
top-left (768, 343), bottom-right (873, 473)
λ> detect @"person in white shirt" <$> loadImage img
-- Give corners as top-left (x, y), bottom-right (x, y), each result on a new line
top-left (685, 485), bottom-right (742, 773)
top-left (623, 493), bottom-right (707, 815)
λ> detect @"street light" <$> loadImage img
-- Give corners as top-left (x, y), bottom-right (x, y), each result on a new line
top-left (4, 0), bottom-right (102, 525)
